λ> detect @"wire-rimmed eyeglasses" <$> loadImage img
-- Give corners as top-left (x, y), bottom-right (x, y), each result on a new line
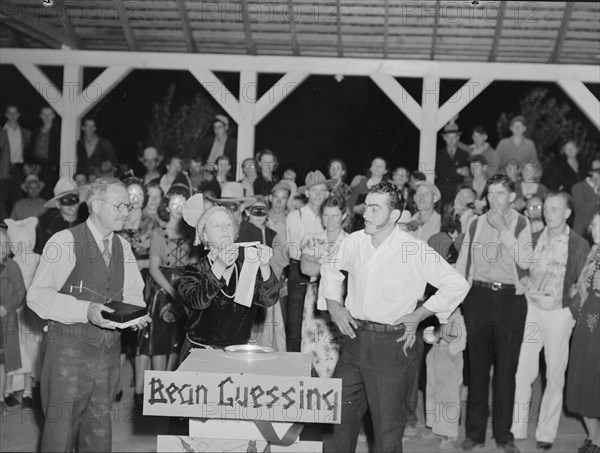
top-left (99, 199), bottom-right (134, 213)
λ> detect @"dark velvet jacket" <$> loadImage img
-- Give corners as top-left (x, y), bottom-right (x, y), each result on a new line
top-left (178, 253), bottom-right (279, 348)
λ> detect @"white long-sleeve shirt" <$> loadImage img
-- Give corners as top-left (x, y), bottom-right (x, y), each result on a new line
top-left (318, 227), bottom-right (470, 324)
top-left (286, 205), bottom-right (325, 261)
top-left (28, 219), bottom-right (145, 324)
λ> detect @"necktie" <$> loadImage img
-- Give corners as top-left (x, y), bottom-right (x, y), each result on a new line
top-left (102, 238), bottom-right (111, 267)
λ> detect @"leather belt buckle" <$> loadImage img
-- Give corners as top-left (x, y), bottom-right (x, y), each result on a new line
top-left (491, 282), bottom-right (502, 291)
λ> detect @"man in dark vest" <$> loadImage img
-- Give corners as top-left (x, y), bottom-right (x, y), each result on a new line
top-left (28, 177), bottom-right (150, 452)
top-left (456, 174), bottom-right (533, 453)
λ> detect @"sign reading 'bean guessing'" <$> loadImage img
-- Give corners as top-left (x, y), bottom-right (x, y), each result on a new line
top-left (143, 371), bottom-right (342, 424)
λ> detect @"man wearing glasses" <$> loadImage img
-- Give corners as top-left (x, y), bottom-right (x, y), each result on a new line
top-left (34, 176), bottom-right (89, 254)
top-left (28, 177), bottom-right (150, 452)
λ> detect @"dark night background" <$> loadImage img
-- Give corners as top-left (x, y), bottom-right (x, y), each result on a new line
top-left (0, 64), bottom-right (598, 180)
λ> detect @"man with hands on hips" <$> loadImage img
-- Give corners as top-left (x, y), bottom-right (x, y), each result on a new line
top-left (318, 181), bottom-right (470, 453)
top-left (28, 177), bottom-right (150, 452)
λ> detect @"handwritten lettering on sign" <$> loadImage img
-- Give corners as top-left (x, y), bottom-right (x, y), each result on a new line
top-left (143, 371), bottom-right (342, 424)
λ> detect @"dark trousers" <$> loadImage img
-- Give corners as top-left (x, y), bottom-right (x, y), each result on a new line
top-left (462, 285), bottom-right (527, 445)
top-left (40, 324), bottom-right (120, 452)
top-left (323, 326), bottom-right (417, 453)
top-left (286, 260), bottom-right (309, 352)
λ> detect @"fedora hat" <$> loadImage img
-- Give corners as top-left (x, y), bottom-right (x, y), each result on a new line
top-left (205, 182), bottom-right (256, 204)
top-left (297, 170), bottom-right (335, 194)
top-left (441, 122), bottom-right (461, 135)
top-left (43, 176), bottom-right (89, 209)
top-left (20, 174), bottom-right (45, 193)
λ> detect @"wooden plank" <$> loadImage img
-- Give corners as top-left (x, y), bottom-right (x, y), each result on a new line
top-left (550, 2), bottom-right (575, 63)
top-left (13, 62), bottom-right (63, 116)
top-left (189, 67), bottom-right (241, 123)
top-left (117, 1), bottom-right (138, 51)
top-left (0, 13), bottom-right (76, 49)
top-left (253, 71), bottom-right (309, 124)
top-left (370, 74), bottom-right (422, 129)
top-left (436, 77), bottom-right (493, 130)
top-left (383, 0), bottom-right (389, 58)
top-left (336, 0), bottom-right (343, 57)
top-left (175, 0), bottom-right (197, 53)
top-left (53, 0), bottom-right (84, 49)
top-left (240, 0), bottom-right (257, 55)
top-left (489, 0), bottom-right (507, 61)
top-left (420, 74), bottom-right (440, 182)
top-left (288, 0), bottom-right (300, 56)
top-left (143, 370), bottom-right (342, 423)
top-left (430, 1), bottom-right (440, 60)
top-left (75, 65), bottom-right (132, 117)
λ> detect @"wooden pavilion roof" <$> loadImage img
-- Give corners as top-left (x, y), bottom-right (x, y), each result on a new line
top-left (1, 1), bottom-right (598, 65)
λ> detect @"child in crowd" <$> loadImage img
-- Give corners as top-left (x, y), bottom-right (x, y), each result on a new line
top-left (0, 227), bottom-right (26, 408)
top-left (424, 307), bottom-right (467, 450)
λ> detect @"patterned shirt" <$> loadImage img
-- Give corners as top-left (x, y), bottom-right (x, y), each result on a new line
top-left (526, 226), bottom-right (569, 310)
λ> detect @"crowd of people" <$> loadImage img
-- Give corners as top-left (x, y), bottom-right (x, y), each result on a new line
top-left (0, 104), bottom-right (599, 453)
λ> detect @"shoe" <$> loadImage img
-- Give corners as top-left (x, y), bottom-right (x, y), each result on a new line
top-left (461, 438), bottom-right (485, 451)
top-left (536, 441), bottom-right (552, 450)
top-left (114, 390), bottom-right (123, 402)
top-left (440, 437), bottom-right (456, 450)
top-left (21, 396), bottom-right (33, 410)
top-left (578, 440), bottom-right (591, 453)
top-left (496, 440), bottom-right (520, 453)
top-left (586, 443), bottom-right (600, 453)
top-left (3, 394), bottom-right (19, 407)
top-left (133, 392), bottom-right (143, 410)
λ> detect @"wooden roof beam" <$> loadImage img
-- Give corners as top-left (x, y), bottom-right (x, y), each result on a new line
top-left (241, 0), bottom-right (257, 55)
top-left (0, 12), bottom-right (77, 49)
top-left (336, 0), bottom-right (343, 58)
top-left (116, 1), bottom-right (138, 51)
top-left (489, 1), bottom-right (507, 62)
top-left (53, 0), bottom-right (85, 50)
top-left (550, 2), bottom-right (575, 64)
top-left (176, 0), bottom-right (197, 53)
top-left (383, 0), bottom-right (389, 58)
top-left (287, 0), bottom-right (300, 56)
top-left (557, 79), bottom-right (600, 129)
top-left (430, 1), bottom-right (440, 60)
top-left (5, 27), bottom-right (24, 47)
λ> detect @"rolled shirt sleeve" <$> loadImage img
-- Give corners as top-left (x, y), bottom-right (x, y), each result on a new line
top-left (27, 229), bottom-right (89, 324)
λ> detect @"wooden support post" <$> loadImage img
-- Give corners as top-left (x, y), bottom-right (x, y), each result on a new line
top-left (419, 75), bottom-right (440, 182)
top-left (253, 71), bottom-right (309, 125)
top-left (60, 64), bottom-right (83, 178)
top-left (436, 77), bottom-right (493, 131)
top-left (370, 74), bottom-right (422, 129)
top-left (237, 70), bottom-right (257, 180)
top-left (557, 79), bottom-right (600, 130)
top-left (14, 63), bottom-right (64, 117)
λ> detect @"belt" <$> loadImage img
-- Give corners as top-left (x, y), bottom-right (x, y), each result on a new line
top-left (356, 319), bottom-right (404, 333)
top-left (473, 280), bottom-right (516, 292)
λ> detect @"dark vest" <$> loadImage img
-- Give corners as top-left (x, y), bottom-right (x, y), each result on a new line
top-left (57, 222), bottom-right (125, 348)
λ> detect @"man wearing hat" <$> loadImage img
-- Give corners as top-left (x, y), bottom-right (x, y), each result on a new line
top-left (285, 170), bottom-right (331, 352)
top-left (198, 115), bottom-right (237, 177)
top-left (407, 181), bottom-right (442, 242)
top-left (34, 177), bottom-right (88, 254)
top-left (140, 147), bottom-right (163, 186)
top-left (436, 121), bottom-right (470, 206)
top-left (572, 157), bottom-right (600, 242)
top-left (10, 174), bottom-right (47, 221)
top-left (496, 115), bottom-right (540, 171)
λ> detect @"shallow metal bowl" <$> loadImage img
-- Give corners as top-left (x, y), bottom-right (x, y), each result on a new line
top-left (224, 344), bottom-right (275, 358)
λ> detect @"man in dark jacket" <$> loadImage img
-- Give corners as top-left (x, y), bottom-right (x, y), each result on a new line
top-left (76, 118), bottom-right (117, 177)
top-left (25, 106), bottom-right (61, 198)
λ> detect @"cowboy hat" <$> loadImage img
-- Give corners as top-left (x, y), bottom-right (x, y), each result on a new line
top-left (205, 182), bottom-right (256, 204)
top-left (43, 176), bottom-right (89, 209)
top-left (297, 170), bottom-right (335, 194)
top-left (20, 174), bottom-right (45, 193)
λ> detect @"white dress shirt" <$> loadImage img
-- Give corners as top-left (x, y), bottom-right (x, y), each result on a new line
top-left (285, 204), bottom-right (325, 261)
top-left (318, 227), bottom-right (470, 324)
top-left (28, 219), bottom-right (145, 324)
top-left (5, 124), bottom-right (23, 164)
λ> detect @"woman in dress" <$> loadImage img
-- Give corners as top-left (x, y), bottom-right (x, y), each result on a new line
top-left (177, 197), bottom-right (279, 357)
top-left (143, 181), bottom-right (165, 227)
top-left (300, 195), bottom-right (348, 377)
top-left (117, 178), bottom-right (160, 402)
top-left (136, 188), bottom-right (193, 392)
top-left (567, 213), bottom-right (600, 453)
top-left (348, 157), bottom-right (388, 213)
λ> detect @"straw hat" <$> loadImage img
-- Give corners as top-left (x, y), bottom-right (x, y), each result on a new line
top-left (297, 170), bottom-right (335, 194)
top-left (205, 182), bottom-right (256, 204)
top-left (43, 176), bottom-right (89, 208)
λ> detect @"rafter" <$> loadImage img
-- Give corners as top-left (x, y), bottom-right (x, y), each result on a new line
top-left (550, 2), bottom-right (575, 64)
top-left (54, 0), bottom-right (84, 50)
top-left (336, 0), bottom-right (343, 58)
top-left (116, 1), bottom-right (138, 51)
top-left (240, 0), bottom-right (257, 55)
top-left (176, 0), bottom-right (197, 53)
top-left (383, 0), bottom-right (389, 58)
top-left (5, 27), bottom-right (24, 47)
top-left (489, 1), bottom-right (507, 62)
top-left (430, 1), bottom-right (440, 60)
top-left (0, 12), bottom-right (77, 49)
top-left (288, 0), bottom-right (300, 56)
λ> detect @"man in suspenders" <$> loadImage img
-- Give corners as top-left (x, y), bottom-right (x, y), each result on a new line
top-left (456, 174), bottom-right (533, 453)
